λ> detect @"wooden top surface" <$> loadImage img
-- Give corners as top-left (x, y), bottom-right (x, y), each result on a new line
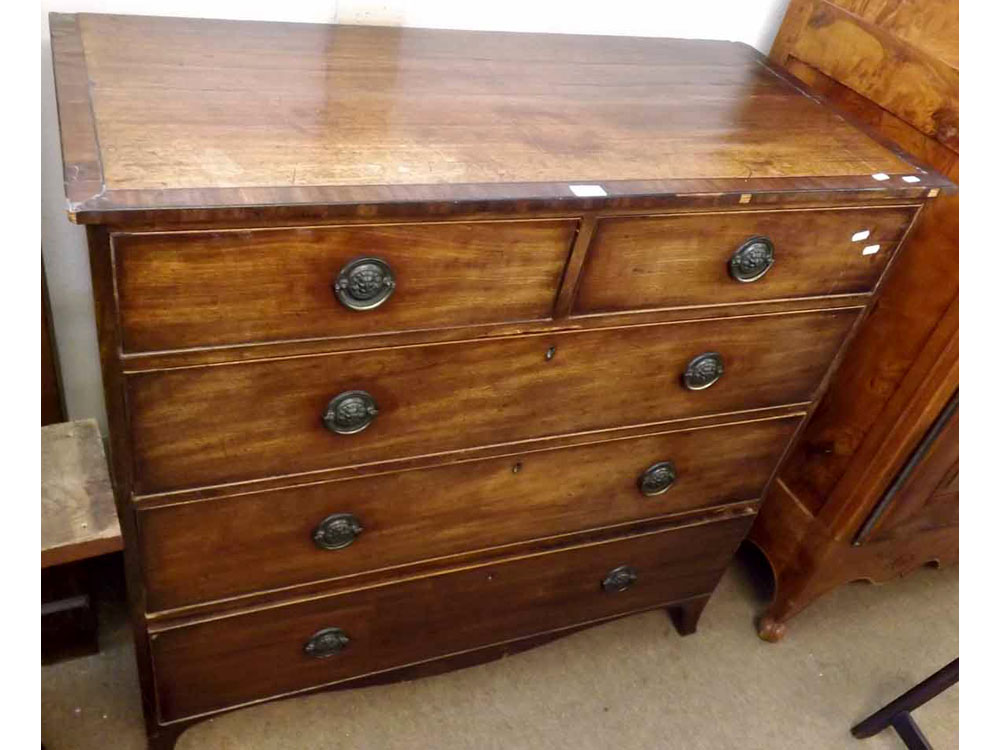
top-left (42, 419), bottom-right (122, 568)
top-left (50, 13), bottom-right (948, 224)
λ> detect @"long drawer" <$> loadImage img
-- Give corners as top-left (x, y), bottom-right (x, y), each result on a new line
top-left (112, 219), bottom-right (579, 353)
top-left (127, 309), bottom-right (857, 493)
top-left (149, 513), bottom-right (753, 722)
top-left (573, 206), bottom-right (916, 314)
top-left (139, 415), bottom-right (798, 611)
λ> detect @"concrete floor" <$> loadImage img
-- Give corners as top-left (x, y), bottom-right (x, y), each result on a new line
top-left (42, 550), bottom-right (958, 749)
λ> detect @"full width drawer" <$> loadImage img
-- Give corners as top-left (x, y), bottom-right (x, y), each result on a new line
top-left (127, 309), bottom-right (857, 493)
top-left (113, 219), bottom-right (579, 352)
top-left (573, 206), bottom-right (917, 314)
top-left (150, 513), bottom-right (753, 722)
top-left (139, 415), bottom-right (798, 612)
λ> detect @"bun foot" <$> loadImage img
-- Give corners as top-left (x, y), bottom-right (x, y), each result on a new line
top-left (757, 614), bottom-right (788, 643)
top-left (147, 724), bottom-right (187, 750)
top-left (667, 595), bottom-right (710, 636)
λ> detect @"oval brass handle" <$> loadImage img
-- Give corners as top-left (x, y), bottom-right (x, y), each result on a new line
top-left (312, 513), bottom-right (364, 550)
top-left (728, 236), bottom-right (775, 283)
top-left (304, 627), bottom-right (350, 659)
top-left (638, 461), bottom-right (677, 496)
top-left (602, 565), bottom-right (638, 593)
top-left (323, 390), bottom-right (379, 435)
top-left (683, 352), bottom-right (724, 391)
top-left (334, 257), bottom-right (396, 311)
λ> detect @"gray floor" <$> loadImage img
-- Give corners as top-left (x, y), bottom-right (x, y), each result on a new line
top-left (41, 553), bottom-right (958, 749)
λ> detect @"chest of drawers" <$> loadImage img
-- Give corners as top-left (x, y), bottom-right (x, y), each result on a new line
top-left (49, 13), bottom-right (951, 749)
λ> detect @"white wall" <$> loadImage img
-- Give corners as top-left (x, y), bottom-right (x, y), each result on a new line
top-left (40, 0), bottom-right (790, 432)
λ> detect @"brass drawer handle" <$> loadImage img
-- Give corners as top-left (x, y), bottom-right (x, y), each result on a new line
top-left (729, 236), bottom-right (775, 283)
top-left (602, 565), bottom-right (638, 593)
top-left (323, 390), bottom-right (379, 435)
top-left (334, 257), bottom-right (396, 311)
top-left (638, 461), bottom-right (677, 496)
top-left (304, 627), bottom-right (350, 659)
top-left (312, 513), bottom-right (364, 550)
top-left (683, 352), bottom-right (724, 391)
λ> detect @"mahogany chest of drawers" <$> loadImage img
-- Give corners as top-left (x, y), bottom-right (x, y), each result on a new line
top-left (49, 13), bottom-right (951, 749)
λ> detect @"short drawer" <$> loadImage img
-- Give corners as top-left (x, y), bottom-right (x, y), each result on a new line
top-left (113, 219), bottom-right (579, 352)
top-left (139, 415), bottom-right (798, 611)
top-left (573, 206), bottom-right (917, 314)
top-left (127, 309), bottom-right (855, 493)
top-left (150, 513), bottom-right (753, 722)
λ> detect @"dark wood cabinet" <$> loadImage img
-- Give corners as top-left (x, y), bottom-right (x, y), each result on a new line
top-left (751, 0), bottom-right (959, 642)
top-left (49, 13), bottom-right (951, 748)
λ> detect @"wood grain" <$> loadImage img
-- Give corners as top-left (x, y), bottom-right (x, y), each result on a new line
top-left (832, 0), bottom-right (957, 69)
top-left (47, 13), bottom-right (951, 226)
top-left (114, 219), bottom-right (578, 352)
top-left (864, 401), bottom-right (958, 543)
top-left (138, 416), bottom-right (798, 611)
top-left (574, 206), bottom-right (916, 314)
top-left (47, 13), bottom-right (951, 745)
top-left (127, 309), bottom-right (858, 493)
top-left (772, 0), bottom-right (958, 150)
top-left (118, 292), bottom-right (875, 374)
top-left (749, 0), bottom-right (958, 640)
top-left (774, 122), bottom-right (957, 515)
top-left (132, 408), bottom-right (809, 508)
top-left (150, 513), bottom-right (753, 722)
top-left (41, 419), bottom-right (123, 568)
top-left (780, 59), bottom-right (958, 172)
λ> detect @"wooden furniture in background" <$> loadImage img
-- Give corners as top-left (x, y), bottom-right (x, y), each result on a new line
top-left (49, 13), bottom-right (950, 748)
top-left (41, 420), bottom-right (122, 569)
top-left (41, 419), bottom-right (123, 662)
top-left (751, 0), bottom-right (959, 641)
top-left (42, 261), bottom-right (65, 426)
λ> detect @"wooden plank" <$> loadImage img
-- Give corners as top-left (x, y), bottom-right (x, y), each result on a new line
top-left (41, 419), bottom-right (123, 568)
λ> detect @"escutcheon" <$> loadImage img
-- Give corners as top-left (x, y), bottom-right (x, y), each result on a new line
top-left (312, 513), bottom-right (364, 550)
top-left (638, 461), bottom-right (677, 496)
top-left (323, 390), bottom-right (379, 435)
top-left (334, 257), bottom-right (396, 311)
top-left (683, 352), bottom-right (724, 391)
top-left (304, 627), bottom-right (350, 658)
top-left (728, 236), bottom-right (775, 283)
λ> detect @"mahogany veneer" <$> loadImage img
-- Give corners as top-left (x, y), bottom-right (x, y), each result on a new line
top-left (139, 416), bottom-right (798, 613)
top-left (575, 206), bottom-right (916, 314)
top-left (49, 13), bottom-right (950, 749)
top-left (151, 513), bottom-right (754, 722)
top-left (127, 309), bottom-right (856, 494)
top-left (113, 220), bottom-right (578, 352)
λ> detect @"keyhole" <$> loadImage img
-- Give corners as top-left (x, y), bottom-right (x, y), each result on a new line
top-left (545, 346), bottom-right (556, 361)
top-left (512, 462), bottom-right (522, 474)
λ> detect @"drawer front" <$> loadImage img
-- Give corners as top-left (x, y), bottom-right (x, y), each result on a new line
top-left (139, 416), bottom-right (798, 611)
top-left (128, 309), bottom-right (856, 493)
top-left (573, 206), bottom-right (917, 314)
top-left (150, 514), bottom-right (753, 721)
top-left (113, 219), bottom-right (579, 352)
